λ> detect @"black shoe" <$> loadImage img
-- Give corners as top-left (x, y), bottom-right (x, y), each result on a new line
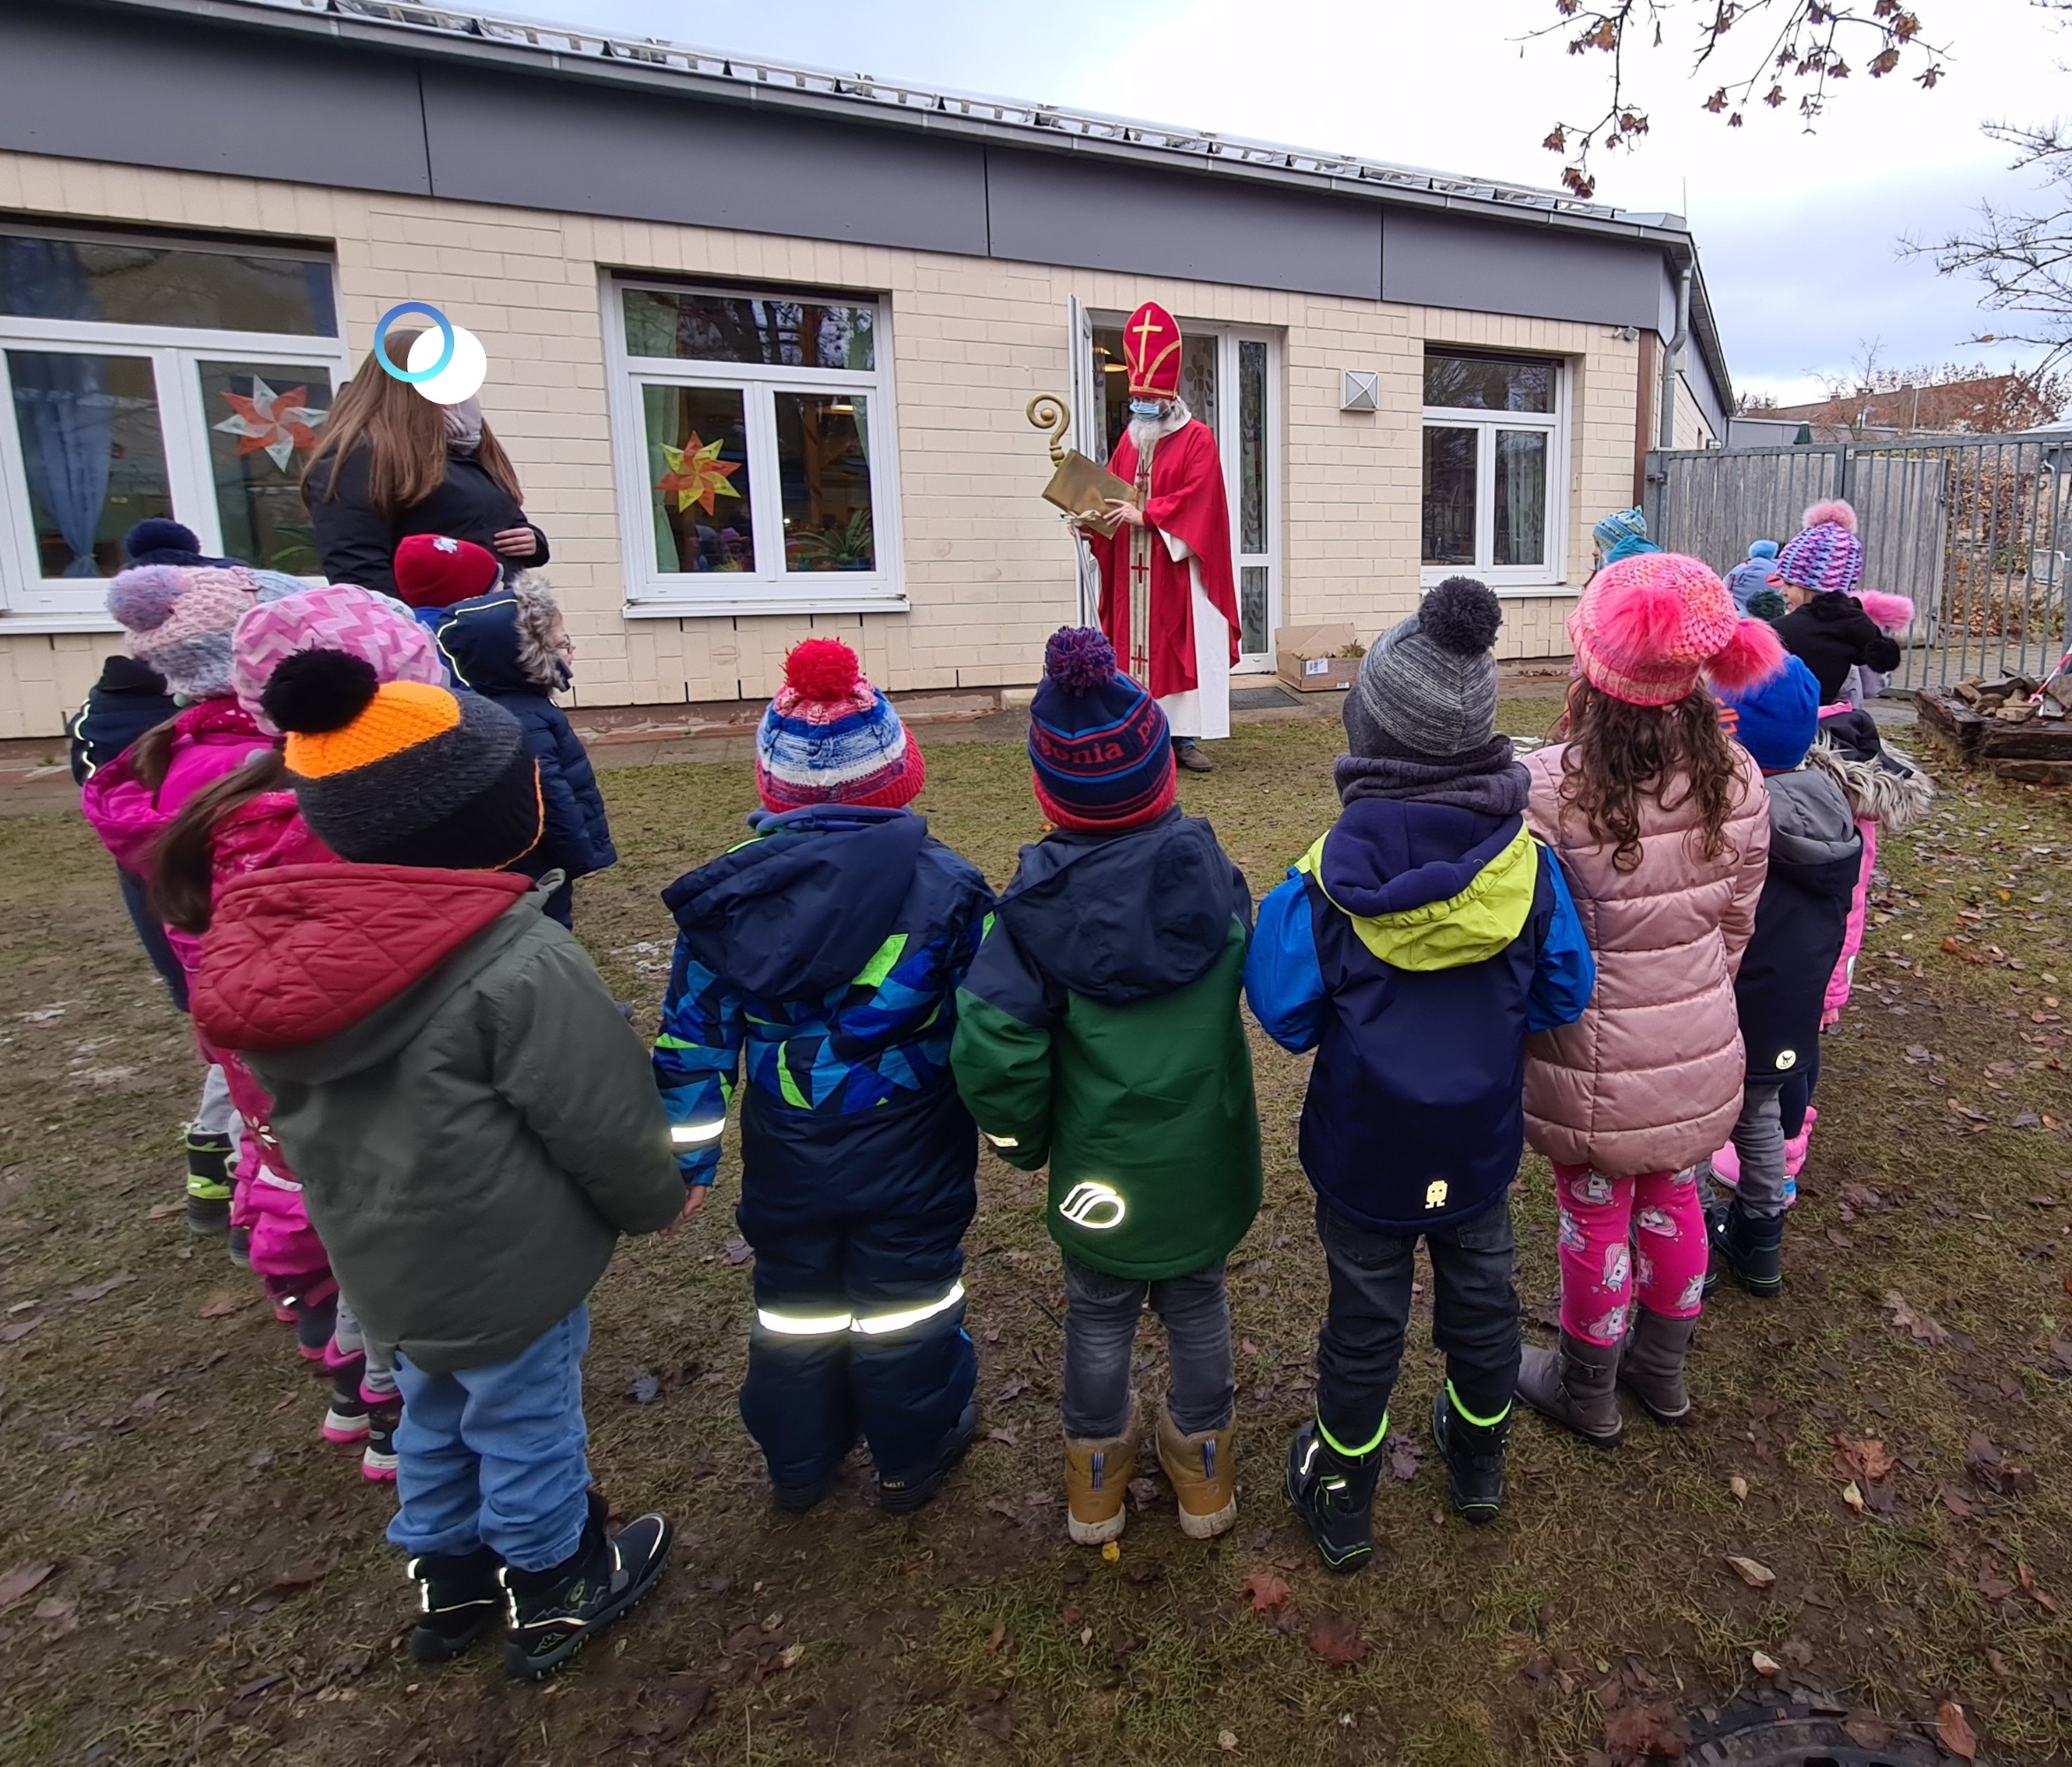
top-left (184, 1129), bottom-right (233, 1235)
top-left (407, 1545), bottom-right (505, 1664)
top-left (362, 1392), bottom-right (401, 1483)
top-left (771, 1470), bottom-right (831, 1514)
top-left (292, 1293), bottom-right (338, 1362)
top-left (878, 1398), bottom-right (978, 1515)
top-left (1285, 1419), bottom-right (1381, 1574)
top-left (1702, 1202), bottom-right (1727, 1300)
top-left (1431, 1386), bottom-right (1509, 1525)
top-left (226, 1225), bottom-right (252, 1269)
top-left (1173, 737), bottom-right (1214, 774)
top-left (1711, 1200), bottom-right (1785, 1299)
top-left (499, 1493), bottom-right (672, 1681)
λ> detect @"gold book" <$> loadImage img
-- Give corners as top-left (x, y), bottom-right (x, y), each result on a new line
top-left (1042, 450), bottom-right (1140, 536)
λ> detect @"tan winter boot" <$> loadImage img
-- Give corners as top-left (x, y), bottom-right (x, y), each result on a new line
top-left (1064, 1396), bottom-right (1139, 1546)
top-left (1516, 1331), bottom-right (1624, 1449)
top-left (1156, 1405), bottom-right (1237, 1539)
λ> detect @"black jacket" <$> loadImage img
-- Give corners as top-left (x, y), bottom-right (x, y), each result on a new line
top-left (303, 446), bottom-right (549, 600)
top-left (1774, 594), bottom-right (1902, 702)
top-left (1734, 768), bottom-right (1861, 1080)
top-left (67, 656), bottom-right (176, 786)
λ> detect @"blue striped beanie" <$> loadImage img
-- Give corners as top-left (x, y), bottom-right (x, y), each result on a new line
top-left (1028, 628), bottom-right (1174, 832)
top-left (755, 640), bottom-right (925, 812)
top-left (1592, 506), bottom-right (1649, 550)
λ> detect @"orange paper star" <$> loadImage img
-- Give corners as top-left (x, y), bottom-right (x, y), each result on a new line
top-left (656, 433), bottom-right (743, 517)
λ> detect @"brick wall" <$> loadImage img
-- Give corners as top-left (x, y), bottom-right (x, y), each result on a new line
top-left (0, 152), bottom-right (1646, 736)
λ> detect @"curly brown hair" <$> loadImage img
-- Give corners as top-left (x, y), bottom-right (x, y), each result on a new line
top-left (1551, 677), bottom-right (1742, 874)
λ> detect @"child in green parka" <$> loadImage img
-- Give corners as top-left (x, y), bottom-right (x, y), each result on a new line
top-left (952, 629), bottom-right (1260, 1547)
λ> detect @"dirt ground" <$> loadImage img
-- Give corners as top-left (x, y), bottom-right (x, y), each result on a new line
top-left (2, 706), bottom-right (2069, 1767)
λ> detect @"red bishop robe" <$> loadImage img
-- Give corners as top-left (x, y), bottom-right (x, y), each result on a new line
top-left (1082, 419), bottom-right (1241, 701)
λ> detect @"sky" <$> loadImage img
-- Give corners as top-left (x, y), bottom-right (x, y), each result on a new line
top-left (479, 0), bottom-right (2071, 405)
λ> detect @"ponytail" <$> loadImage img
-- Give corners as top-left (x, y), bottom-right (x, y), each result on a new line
top-left (151, 748), bottom-right (289, 933)
top-left (127, 717), bottom-right (180, 793)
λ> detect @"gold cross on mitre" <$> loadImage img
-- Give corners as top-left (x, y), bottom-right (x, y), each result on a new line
top-left (1123, 300), bottom-right (1180, 398)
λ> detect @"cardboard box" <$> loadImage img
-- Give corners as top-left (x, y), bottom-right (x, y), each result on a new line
top-left (1276, 623), bottom-right (1362, 693)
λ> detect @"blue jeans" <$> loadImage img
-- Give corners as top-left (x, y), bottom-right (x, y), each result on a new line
top-left (1060, 1255), bottom-right (1233, 1439)
top-left (389, 1305), bottom-right (592, 1574)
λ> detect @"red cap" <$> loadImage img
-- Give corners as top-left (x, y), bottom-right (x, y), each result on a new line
top-left (393, 534), bottom-right (501, 610)
top-left (1123, 301), bottom-right (1183, 398)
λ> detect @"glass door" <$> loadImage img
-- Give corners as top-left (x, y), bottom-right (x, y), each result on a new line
top-left (1083, 315), bottom-right (1280, 671)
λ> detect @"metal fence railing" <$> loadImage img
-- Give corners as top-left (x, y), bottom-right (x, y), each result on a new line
top-left (1645, 436), bottom-right (2072, 694)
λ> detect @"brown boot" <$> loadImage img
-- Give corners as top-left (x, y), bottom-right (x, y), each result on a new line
top-left (1618, 1308), bottom-right (1699, 1426)
top-left (1064, 1397), bottom-right (1139, 1546)
top-left (1155, 1405), bottom-right (1237, 1539)
top-left (1516, 1331), bottom-right (1623, 1449)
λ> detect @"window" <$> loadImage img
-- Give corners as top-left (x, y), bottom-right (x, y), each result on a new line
top-left (0, 224), bottom-right (343, 625)
top-left (607, 281), bottom-right (903, 613)
top-left (1420, 349), bottom-right (1567, 591)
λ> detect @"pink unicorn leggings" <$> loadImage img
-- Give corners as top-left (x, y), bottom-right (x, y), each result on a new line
top-left (1552, 1163), bottom-right (1709, 1346)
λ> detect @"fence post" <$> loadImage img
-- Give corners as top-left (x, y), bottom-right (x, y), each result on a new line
top-left (1836, 443), bottom-right (1855, 506)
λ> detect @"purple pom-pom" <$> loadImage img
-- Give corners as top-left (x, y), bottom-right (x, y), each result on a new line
top-left (1044, 626), bottom-right (1118, 695)
top-left (105, 564), bottom-right (190, 633)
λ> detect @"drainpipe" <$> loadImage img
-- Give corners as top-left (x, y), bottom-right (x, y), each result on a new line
top-left (1659, 254), bottom-right (1693, 451)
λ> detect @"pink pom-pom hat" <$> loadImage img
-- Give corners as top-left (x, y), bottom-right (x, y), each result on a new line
top-left (231, 584), bottom-right (448, 735)
top-left (1569, 551), bottom-right (1787, 708)
top-left (1774, 498), bottom-right (1865, 594)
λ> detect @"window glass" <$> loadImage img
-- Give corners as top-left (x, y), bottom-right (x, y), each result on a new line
top-left (1423, 351), bottom-right (1556, 413)
top-left (1238, 339), bottom-right (1266, 557)
top-left (623, 289), bottom-right (874, 370)
top-left (1239, 564), bottom-right (1270, 657)
top-left (200, 362), bottom-right (332, 573)
top-left (1493, 429), bottom-right (1548, 567)
top-left (7, 351), bottom-right (171, 578)
top-left (776, 393), bottom-right (875, 573)
top-left (641, 384), bottom-right (754, 573)
top-left (1421, 426), bottom-right (1478, 565)
top-left (0, 232), bottom-right (335, 336)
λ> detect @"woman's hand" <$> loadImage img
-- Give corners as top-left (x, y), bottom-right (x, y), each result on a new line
top-left (493, 526), bottom-right (540, 560)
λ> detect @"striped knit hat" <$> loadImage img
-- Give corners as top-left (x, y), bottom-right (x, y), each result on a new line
top-left (262, 653), bottom-right (542, 869)
top-left (1773, 499), bottom-right (1864, 593)
top-left (1028, 627), bottom-right (1174, 832)
top-left (1592, 507), bottom-right (1649, 551)
top-left (755, 640), bottom-right (925, 813)
top-left (1569, 550), bottom-right (1787, 708)
top-left (232, 584), bottom-right (445, 735)
top-left (106, 564), bottom-right (265, 701)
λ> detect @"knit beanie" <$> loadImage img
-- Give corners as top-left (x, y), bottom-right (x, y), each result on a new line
top-left (1344, 577), bottom-right (1503, 760)
top-left (1568, 550), bottom-right (1787, 707)
top-left (1774, 499), bottom-right (1864, 593)
top-left (1718, 653), bottom-right (1819, 773)
top-left (122, 518), bottom-right (239, 569)
top-left (105, 564), bottom-right (264, 700)
top-left (394, 534), bottom-right (501, 610)
top-left (1592, 507), bottom-right (1648, 550)
top-left (1748, 540), bottom-right (1779, 563)
top-left (262, 653), bottom-right (542, 869)
top-left (1746, 586), bottom-right (1789, 624)
top-left (231, 584), bottom-right (447, 735)
top-left (1028, 627), bottom-right (1175, 831)
top-left (755, 640), bottom-right (925, 813)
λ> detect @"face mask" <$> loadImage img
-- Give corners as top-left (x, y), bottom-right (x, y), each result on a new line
top-left (1128, 398), bottom-right (1165, 418)
top-left (443, 398), bottom-right (483, 456)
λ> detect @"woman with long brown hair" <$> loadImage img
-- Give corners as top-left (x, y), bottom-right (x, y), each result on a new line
top-left (1514, 552), bottom-right (1783, 1447)
top-left (301, 332), bottom-right (546, 602)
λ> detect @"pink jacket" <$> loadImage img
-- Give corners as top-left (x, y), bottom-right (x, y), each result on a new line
top-left (1522, 742), bottom-right (1770, 1175)
top-left (80, 698), bottom-right (270, 885)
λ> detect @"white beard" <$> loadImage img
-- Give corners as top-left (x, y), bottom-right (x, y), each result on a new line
top-left (1126, 398), bottom-right (1190, 452)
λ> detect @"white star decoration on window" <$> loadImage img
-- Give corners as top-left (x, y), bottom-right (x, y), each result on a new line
top-left (213, 377), bottom-right (327, 473)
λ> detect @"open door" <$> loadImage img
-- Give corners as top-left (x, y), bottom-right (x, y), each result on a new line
top-left (1066, 295), bottom-right (1102, 627)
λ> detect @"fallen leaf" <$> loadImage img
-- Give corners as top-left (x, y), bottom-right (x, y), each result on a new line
top-left (1602, 1703), bottom-right (1691, 1765)
top-left (1218, 1731), bottom-right (1238, 1753)
top-left (1726, 1555), bottom-right (1776, 1589)
top-left (1937, 1700), bottom-right (1978, 1762)
top-left (1242, 1573), bottom-right (1292, 1614)
top-left (60, 1275), bottom-right (129, 1305)
top-left (1843, 1713), bottom-right (1896, 1748)
top-left (627, 1373), bottom-right (661, 1405)
top-left (1842, 1481), bottom-right (1866, 1514)
top-left (197, 1293), bottom-right (243, 1319)
top-left (267, 1564), bottom-right (330, 1594)
top-left (0, 1562), bottom-right (56, 1610)
top-left (1386, 1432), bottom-right (1421, 1483)
top-left (983, 1427), bottom-right (1020, 1448)
top-left (1751, 1649), bottom-right (1781, 1677)
top-left (1307, 1613), bottom-right (1369, 1665)
top-left (778, 1643), bottom-right (804, 1670)
top-left (0, 1320), bottom-right (37, 1345)
top-left (1100, 1540), bottom-right (1119, 1564)
top-left (1939, 1485), bottom-right (1975, 1520)
top-left (1884, 1291), bottom-right (1952, 1347)
top-left (1977, 1574), bottom-right (2016, 1602)
top-left (1834, 1437), bottom-right (1896, 1482)
top-left (1729, 1475), bottom-right (1749, 1502)
top-left (724, 1239), bottom-right (754, 1267)
top-left (964, 1695), bottom-right (1013, 1742)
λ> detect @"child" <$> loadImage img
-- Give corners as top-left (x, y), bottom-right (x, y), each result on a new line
top-left (1724, 540), bottom-right (1780, 611)
top-left (1768, 502), bottom-right (1912, 705)
top-left (654, 640), bottom-right (992, 1515)
top-left (193, 657), bottom-right (684, 1679)
top-left (157, 583), bottom-right (446, 1449)
top-left (1704, 656), bottom-right (1861, 1296)
top-left (392, 531), bottom-right (500, 638)
top-left (81, 563), bottom-right (275, 1240)
top-left (1245, 581), bottom-right (1594, 1566)
top-left (1518, 553), bottom-right (1781, 1444)
top-left (1590, 507), bottom-right (1659, 577)
top-left (434, 573), bottom-right (613, 928)
top-left (954, 629), bottom-right (1260, 1547)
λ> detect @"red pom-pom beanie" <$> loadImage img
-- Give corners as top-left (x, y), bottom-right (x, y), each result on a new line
top-left (755, 639), bottom-right (925, 812)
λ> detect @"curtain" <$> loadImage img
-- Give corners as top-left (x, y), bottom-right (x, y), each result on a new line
top-left (4, 239), bottom-right (110, 577)
top-left (1496, 429), bottom-right (1546, 569)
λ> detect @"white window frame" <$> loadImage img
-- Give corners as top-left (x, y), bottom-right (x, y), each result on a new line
top-left (0, 226), bottom-right (345, 633)
top-left (1419, 349), bottom-right (1570, 595)
top-left (603, 277), bottom-right (907, 618)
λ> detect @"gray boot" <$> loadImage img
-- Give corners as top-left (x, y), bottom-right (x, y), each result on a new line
top-left (1516, 1332), bottom-right (1623, 1449)
top-left (1617, 1308), bottom-right (1699, 1427)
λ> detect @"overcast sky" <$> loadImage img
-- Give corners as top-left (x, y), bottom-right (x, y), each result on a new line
top-left (482, 0), bottom-right (2069, 404)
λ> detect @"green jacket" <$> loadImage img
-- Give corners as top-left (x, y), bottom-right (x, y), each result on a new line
top-left (952, 811), bottom-right (1261, 1280)
top-left (195, 866), bottom-right (684, 1374)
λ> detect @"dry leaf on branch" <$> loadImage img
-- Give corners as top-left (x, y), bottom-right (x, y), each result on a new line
top-left (1726, 1555), bottom-right (1776, 1589)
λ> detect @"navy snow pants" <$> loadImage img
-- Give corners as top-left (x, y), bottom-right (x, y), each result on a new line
top-left (735, 1080), bottom-right (978, 1487)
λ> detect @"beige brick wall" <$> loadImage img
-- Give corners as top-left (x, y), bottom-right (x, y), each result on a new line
top-left (0, 152), bottom-right (1650, 736)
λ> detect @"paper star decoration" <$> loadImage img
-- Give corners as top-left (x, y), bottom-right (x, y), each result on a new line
top-left (656, 433), bottom-right (743, 516)
top-left (213, 379), bottom-right (327, 473)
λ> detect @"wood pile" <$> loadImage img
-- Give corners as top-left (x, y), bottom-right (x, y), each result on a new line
top-left (1916, 671), bottom-right (2072, 784)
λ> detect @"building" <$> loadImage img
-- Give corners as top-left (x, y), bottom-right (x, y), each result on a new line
top-left (1733, 372), bottom-right (2064, 447)
top-left (0, 0), bottom-right (1734, 740)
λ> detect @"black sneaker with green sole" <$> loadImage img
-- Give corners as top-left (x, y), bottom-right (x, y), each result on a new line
top-left (499, 1495), bottom-right (672, 1681)
top-left (1285, 1419), bottom-right (1382, 1574)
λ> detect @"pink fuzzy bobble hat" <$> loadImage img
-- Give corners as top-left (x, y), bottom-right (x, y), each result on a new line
top-left (1568, 550), bottom-right (1787, 708)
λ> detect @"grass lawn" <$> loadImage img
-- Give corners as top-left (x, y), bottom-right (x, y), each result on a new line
top-left (2, 704), bottom-right (2069, 1766)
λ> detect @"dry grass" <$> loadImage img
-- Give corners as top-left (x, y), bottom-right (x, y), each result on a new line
top-left (1, 705), bottom-right (2069, 1766)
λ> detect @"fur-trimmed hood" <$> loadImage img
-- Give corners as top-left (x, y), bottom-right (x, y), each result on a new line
top-left (1806, 708), bottom-right (1934, 831)
top-left (432, 573), bottom-right (569, 697)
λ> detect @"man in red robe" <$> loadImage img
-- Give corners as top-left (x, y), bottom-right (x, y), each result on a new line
top-left (1075, 302), bottom-right (1241, 773)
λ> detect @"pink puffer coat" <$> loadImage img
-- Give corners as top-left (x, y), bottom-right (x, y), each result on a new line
top-left (80, 698), bottom-right (270, 882)
top-left (1522, 742), bottom-right (1769, 1175)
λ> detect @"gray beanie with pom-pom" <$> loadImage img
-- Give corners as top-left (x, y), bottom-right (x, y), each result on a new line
top-left (1343, 576), bottom-right (1505, 760)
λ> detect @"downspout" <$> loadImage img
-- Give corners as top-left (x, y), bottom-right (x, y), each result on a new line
top-left (1659, 252), bottom-right (1693, 451)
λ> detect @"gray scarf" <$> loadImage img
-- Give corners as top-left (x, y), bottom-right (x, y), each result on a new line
top-left (1334, 739), bottom-right (1530, 818)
